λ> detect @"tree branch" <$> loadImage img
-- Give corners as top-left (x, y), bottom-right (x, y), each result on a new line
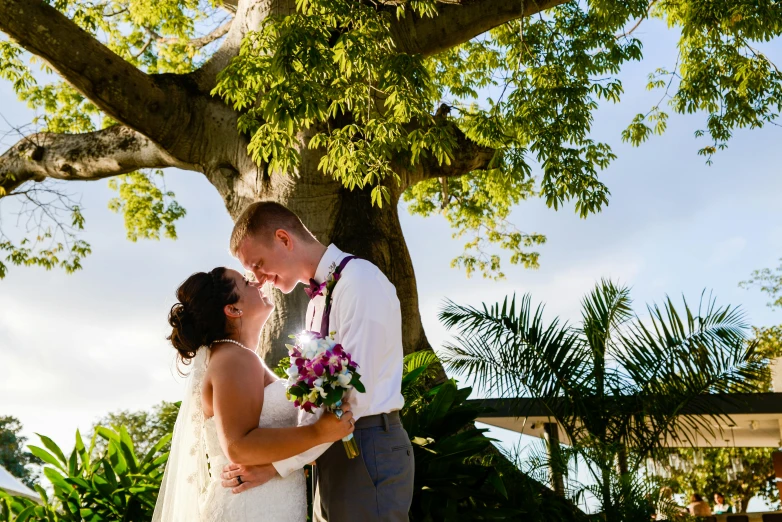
top-left (402, 111), bottom-right (495, 189)
top-left (219, 0), bottom-right (239, 14)
top-left (0, 0), bottom-right (192, 148)
top-left (147, 20), bottom-right (233, 49)
top-left (0, 126), bottom-right (191, 197)
top-left (390, 0), bottom-right (570, 57)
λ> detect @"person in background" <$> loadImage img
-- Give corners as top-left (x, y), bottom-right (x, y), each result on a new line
top-left (655, 487), bottom-right (675, 520)
top-left (688, 494), bottom-right (712, 516)
top-left (713, 492), bottom-right (733, 514)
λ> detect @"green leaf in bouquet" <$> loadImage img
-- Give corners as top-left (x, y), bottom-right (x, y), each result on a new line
top-left (351, 373), bottom-right (366, 394)
top-left (322, 386), bottom-right (344, 407)
top-left (288, 384), bottom-right (307, 397)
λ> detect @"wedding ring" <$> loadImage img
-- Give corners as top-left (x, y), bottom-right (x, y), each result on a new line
top-left (237, 476), bottom-right (243, 485)
top-left (334, 408), bottom-right (343, 419)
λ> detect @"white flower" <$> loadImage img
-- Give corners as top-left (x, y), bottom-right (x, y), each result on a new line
top-left (312, 378), bottom-right (328, 398)
top-left (285, 365), bottom-right (299, 378)
top-left (300, 340), bottom-right (317, 358)
top-left (336, 371), bottom-right (352, 387)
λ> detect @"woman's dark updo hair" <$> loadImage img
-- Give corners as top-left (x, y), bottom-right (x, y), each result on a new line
top-left (167, 267), bottom-right (240, 365)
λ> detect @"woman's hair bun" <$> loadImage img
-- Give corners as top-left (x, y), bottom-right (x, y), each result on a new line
top-left (167, 268), bottom-right (239, 366)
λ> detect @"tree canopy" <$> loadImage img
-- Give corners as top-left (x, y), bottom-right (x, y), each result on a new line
top-left (1, 0), bottom-right (780, 280)
top-left (0, 416), bottom-right (40, 488)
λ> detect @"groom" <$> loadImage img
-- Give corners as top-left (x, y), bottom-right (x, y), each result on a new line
top-left (220, 201), bottom-right (414, 521)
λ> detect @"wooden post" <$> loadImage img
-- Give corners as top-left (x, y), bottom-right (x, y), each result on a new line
top-left (543, 422), bottom-right (565, 496)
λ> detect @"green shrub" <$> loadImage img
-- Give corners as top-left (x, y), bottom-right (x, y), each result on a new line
top-left (0, 426), bottom-right (169, 522)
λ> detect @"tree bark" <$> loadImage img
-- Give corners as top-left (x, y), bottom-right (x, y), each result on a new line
top-left (389, 0), bottom-right (570, 57)
top-left (0, 126), bottom-right (192, 196)
top-left (544, 422), bottom-right (566, 497)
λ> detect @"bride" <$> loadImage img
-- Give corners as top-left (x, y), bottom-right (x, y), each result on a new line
top-left (152, 267), bottom-right (355, 522)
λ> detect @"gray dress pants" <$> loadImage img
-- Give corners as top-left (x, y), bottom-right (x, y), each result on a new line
top-left (313, 413), bottom-right (414, 522)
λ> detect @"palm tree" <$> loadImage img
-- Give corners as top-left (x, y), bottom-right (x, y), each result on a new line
top-left (440, 280), bottom-right (765, 521)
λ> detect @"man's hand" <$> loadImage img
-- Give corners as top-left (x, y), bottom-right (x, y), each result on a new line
top-left (221, 463), bottom-right (278, 494)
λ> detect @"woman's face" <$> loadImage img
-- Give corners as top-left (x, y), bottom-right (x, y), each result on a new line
top-left (715, 494), bottom-right (724, 504)
top-left (225, 269), bottom-right (274, 323)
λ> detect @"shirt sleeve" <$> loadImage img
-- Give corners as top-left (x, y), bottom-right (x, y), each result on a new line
top-left (331, 267), bottom-right (398, 423)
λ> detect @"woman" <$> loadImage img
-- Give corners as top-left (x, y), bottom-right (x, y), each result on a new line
top-left (688, 494), bottom-right (712, 516)
top-left (655, 486), bottom-right (675, 520)
top-left (713, 492), bottom-right (733, 514)
top-left (153, 268), bottom-right (355, 521)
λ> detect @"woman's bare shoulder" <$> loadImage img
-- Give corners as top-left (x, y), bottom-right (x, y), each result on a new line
top-left (207, 344), bottom-right (264, 379)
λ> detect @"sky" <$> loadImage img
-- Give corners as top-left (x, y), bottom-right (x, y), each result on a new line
top-left (1, 16), bottom-right (781, 511)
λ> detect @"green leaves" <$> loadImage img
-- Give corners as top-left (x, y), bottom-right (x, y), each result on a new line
top-left (400, 352), bottom-right (526, 521)
top-left (1, 426), bottom-right (168, 521)
top-left (0, 202), bottom-right (92, 280)
top-left (628, 0), bottom-right (782, 163)
top-left (213, 0), bottom-right (449, 196)
top-left (107, 170), bottom-right (186, 242)
top-left (740, 257), bottom-right (782, 309)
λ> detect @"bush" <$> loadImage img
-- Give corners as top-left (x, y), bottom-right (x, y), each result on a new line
top-left (0, 427), bottom-right (169, 522)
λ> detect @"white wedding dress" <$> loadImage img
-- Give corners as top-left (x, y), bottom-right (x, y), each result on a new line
top-left (201, 379), bottom-right (307, 521)
top-left (153, 349), bottom-right (307, 522)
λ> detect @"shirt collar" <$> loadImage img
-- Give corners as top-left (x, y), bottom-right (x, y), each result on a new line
top-left (313, 244), bottom-right (345, 284)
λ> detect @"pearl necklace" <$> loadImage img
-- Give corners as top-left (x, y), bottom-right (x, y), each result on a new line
top-left (211, 339), bottom-right (252, 351)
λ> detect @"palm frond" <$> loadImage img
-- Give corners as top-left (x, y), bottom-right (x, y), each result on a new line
top-left (612, 292), bottom-right (764, 453)
top-left (581, 279), bottom-right (633, 359)
top-left (440, 294), bottom-right (588, 403)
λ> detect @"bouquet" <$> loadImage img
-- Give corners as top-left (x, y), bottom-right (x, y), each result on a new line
top-left (284, 331), bottom-right (366, 458)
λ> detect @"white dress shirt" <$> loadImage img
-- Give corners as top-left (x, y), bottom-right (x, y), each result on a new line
top-left (272, 244), bottom-right (406, 478)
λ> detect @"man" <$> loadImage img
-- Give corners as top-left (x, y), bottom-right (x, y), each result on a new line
top-left (220, 201), bottom-right (414, 521)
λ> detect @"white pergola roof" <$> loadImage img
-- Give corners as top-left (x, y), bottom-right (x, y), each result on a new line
top-left (472, 392), bottom-right (782, 448)
top-left (0, 465), bottom-right (39, 501)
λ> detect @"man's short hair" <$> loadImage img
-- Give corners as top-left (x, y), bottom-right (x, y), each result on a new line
top-left (230, 201), bottom-right (316, 256)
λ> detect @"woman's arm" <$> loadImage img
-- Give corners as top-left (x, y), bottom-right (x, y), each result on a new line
top-left (208, 347), bottom-right (354, 466)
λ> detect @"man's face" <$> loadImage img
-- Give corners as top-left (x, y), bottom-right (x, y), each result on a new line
top-left (237, 232), bottom-right (301, 294)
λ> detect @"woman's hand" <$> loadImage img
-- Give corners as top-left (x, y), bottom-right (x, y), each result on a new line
top-left (313, 402), bottom-right (355, 443)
